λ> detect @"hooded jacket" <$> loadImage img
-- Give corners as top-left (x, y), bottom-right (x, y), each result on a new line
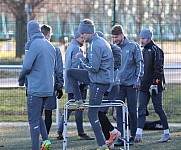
top-left (116, 37), bottom-right (144, 86)
top-left (64, 39), bottom-right (83, 93)
top-left (78, 33), bottom-right (114, 84)
top-left (18, 20), bottom-right (56, 97)
top-left (54, 46), bottom-right (64, 91)
top-left (110, 43), bottom-right (122, 70)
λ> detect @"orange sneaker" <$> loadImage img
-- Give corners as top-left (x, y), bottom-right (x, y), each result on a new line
top-left (106, 130), bottom-right (121, 147)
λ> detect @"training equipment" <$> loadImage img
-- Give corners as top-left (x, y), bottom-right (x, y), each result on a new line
top-left (62, 99), bottom-right (130, 150)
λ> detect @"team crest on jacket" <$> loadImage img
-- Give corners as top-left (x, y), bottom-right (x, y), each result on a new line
top-left (148, 49), bottom-right (151, 52)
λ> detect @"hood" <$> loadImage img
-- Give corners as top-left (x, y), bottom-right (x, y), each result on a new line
top-left (27, 20), bottom-right (41, 38)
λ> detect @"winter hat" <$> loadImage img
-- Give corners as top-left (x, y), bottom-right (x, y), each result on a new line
top-left (74, 27), bottom-right (81, 39)
top-left (96, 31), bottom-right (104, 38)
top-left (78, 20), bottom-right (95, 34)
top-left (139, 29), bottom-right (153, 39)
top-left (27, 20), bottom-right (41, 38)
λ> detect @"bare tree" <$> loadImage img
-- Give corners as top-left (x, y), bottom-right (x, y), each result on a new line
top-left (135, 0), bottom-right (144, 42)
top-left (157, 0), bottom-right (164, 48)
top-left (2, 0), bottom-right (45, 58)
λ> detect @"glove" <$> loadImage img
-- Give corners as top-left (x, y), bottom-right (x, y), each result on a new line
top-left (57, 89), bottom-right (63, 99)
top-left (26, 89), bottom-right (27, 97)
top-left (153, 78), bottom-right (160, 85)
top-left (149, 85), bottom-right (158, 96)
top-left (18, 78), bottom-right (25, 86)
top-left (146, 108), bottom-right (149, 116)
top-left (79, 84), bottom-right (88, 91)
top-left (104, 91), bottom-right (109, 96)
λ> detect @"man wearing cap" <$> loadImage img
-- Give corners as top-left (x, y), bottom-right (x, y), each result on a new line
top-left (57, 27), bottom-right (94, 141)
top-left (67, 19), bottom-right (114, 150)
top-left (134, 29), bottom-right (170, 143)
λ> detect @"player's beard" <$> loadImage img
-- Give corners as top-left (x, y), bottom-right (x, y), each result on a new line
top-left (141, 39), bottom-right (150, 47)
top-left (114, 37), bottom-right (124, 45)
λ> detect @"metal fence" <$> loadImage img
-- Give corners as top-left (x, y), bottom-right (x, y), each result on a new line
top-left (0, 0), bottom-right (181, 122)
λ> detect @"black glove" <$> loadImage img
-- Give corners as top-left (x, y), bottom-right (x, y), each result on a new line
top-left (26, 89), bottom-right (27, 97)
top-left (104, 91), bottom-right (109, 96)
top-left (57, 89), bottom-right (63, 99)
top-left (79, 84), bottom-right (88, 91)
top-left (146, 108), bottom-right (149, 116)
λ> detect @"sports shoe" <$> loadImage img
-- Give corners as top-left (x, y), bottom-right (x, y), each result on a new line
top-left (106, 142), bottom-right (114, 149)
top-left (74, 99), bottom-right (84, 105)
top-left (134, 134), bottom-right (142, 143)
top-left (114, 138), bottom-right (124, 146)
top-left (129, 136), bottom-right (135, 145)
top-left (158, 134), bottom-right (171, 142)
top-left (57, 133), bottom-right (63, 140)
top-left (41, 140), bottom-right (51, 150)
top-left (106, 130), bottom-right (121, 146)
top-left (97, 145), bottom-right (109, 150)
top-left (78, 133), bottom-right (95, 140)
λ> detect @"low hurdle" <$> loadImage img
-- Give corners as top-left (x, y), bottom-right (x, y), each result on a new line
top-left (62, 99), bottom-right (130, 150)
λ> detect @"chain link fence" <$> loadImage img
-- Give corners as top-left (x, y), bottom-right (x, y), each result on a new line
top-left (0, 0), bottom-right (181, 122)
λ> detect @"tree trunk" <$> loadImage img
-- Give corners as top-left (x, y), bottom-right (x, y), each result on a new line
top-left (15, 18), bottom-right (27, 58)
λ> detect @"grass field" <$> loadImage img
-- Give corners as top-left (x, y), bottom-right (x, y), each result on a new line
top-left (0, 83), bottom-right (181, 123)
top-left (0, 125), bottom-right (181, 150)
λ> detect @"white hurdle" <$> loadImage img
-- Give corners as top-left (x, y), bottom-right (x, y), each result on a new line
top-left (63, 100), bottom-right (130, 150)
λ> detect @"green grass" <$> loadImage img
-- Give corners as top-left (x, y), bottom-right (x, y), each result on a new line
top-left (0, 50), bottom-right (24, 65)
top-left (0, 87), bottom-right (66, 122)
top-left (0, 83), bottom-right (181, 123)
top-left (146, 83), bottom-right (181, 123)
top-left (0, 125), bottom-right (180, 150)
top-left (0, 70), bottom-right (19, 78)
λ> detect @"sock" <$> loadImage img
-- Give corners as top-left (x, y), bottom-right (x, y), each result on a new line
top-left (136, 128), bottom-right (143, 135)
top-left (164, 129), bottom-right (169, 134)
top-left (111, 128), bottom-right (118, 134)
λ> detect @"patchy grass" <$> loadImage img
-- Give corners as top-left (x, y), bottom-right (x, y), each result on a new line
top-left (0, 125), bottom-right (180, 150)
top-left (0, 84), bottom-right (181, 123)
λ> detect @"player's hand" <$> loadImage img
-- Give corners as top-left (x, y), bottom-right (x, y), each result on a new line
top-left (133, 85), bottom-right (140, 89)
top-left (57, 89), bottom-right (63, 99)
top-left (18, 78), bottom-right (25, 86)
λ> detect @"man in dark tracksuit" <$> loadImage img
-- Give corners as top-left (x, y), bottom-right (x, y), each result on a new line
top-left (67, 19), bottom-right (114, 150)
top-left (134, 29), bottom-right (170, 143)
top-left (111, 25), bottom-right (144, 146)
top-left (40, 24), bottom-right (64, 136)
top-left (18, 20), bottom-right (55, 150)
top-left (96, 31), bottom-right (122, 148)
